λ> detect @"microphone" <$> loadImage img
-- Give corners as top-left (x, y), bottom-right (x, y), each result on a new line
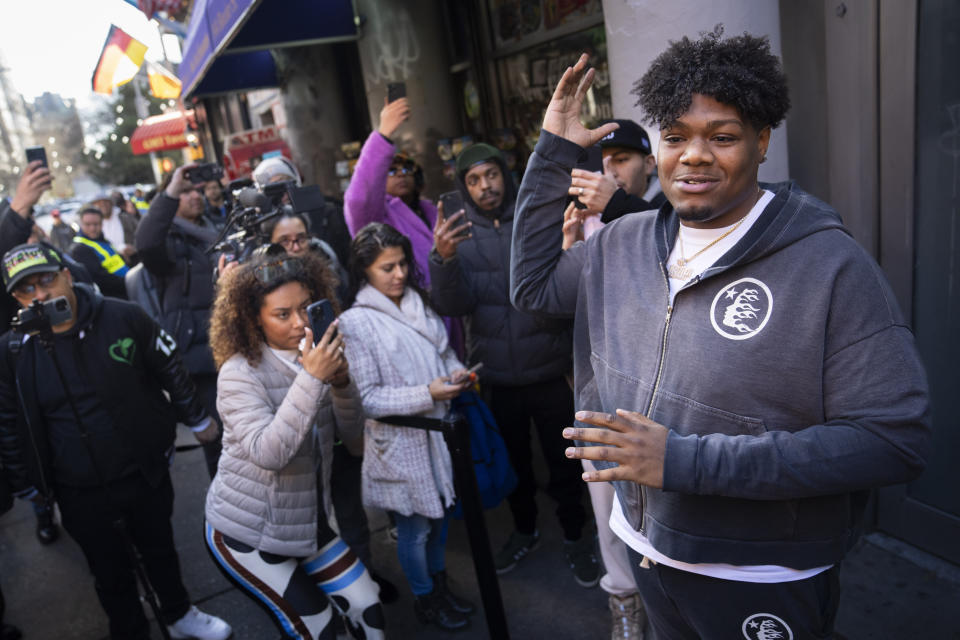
top-left (237, 187), bottom-right (271, 213)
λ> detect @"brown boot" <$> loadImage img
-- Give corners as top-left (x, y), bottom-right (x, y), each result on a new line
top-left (609, 592), bottom-right (647, 640)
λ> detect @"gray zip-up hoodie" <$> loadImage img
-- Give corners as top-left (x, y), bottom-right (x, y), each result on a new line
top-left (511, 131), bottom-right (931, 569)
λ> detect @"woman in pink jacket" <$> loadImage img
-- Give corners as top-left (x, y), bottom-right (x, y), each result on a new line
top-left (345, 98), bottom-right (463, 354)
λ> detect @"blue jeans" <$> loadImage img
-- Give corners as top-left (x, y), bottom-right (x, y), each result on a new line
top-left (391, 511), bottom-right (449, 596)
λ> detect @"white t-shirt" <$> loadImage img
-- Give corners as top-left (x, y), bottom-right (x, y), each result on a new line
top-left (618, 189), bottom-right (832, 583)
top-left (666, 190), bottom-right (774, 304)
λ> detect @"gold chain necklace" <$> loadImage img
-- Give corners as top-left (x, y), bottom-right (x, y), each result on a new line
top-left (667, 215), bottom-right (746, 281)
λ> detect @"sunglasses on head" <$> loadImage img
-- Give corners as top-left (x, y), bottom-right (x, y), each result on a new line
top-left (253, 258), bottom-right (304, 284)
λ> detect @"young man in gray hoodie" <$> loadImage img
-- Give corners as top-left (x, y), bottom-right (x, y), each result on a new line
top-left (510, 29), bottom-right (931, 639)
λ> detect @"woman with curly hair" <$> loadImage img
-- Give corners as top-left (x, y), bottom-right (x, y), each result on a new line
top-left (203, 252), bottom-right (385, 640)
top-left (338, 223), bottom-right (475, 632)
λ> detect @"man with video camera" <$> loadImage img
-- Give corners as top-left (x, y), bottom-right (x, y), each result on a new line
top-left (0, 242), bottom-right (229, 640)
top-left (135, 164), bottom-right (223, 477)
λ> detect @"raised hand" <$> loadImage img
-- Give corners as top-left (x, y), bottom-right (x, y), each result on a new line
top-left (542, 53), bottom-right (619, 148)
top-left (562, 408), bottom-right (669, 488)
top-left (379, 97), bottom-right (411, 139)
top-left (432, 199), bottom-right (472, 260)
top-left (10, 161), bottom-right (52, 216)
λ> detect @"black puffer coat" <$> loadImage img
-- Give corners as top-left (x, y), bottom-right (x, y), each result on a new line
top-left (429, 153), bottom-right (571, 386)
top-left (134, 193), bottom-right (218, 375)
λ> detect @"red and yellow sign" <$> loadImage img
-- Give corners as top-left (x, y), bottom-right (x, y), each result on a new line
top-left (130, 110), bottom-right (193, 155)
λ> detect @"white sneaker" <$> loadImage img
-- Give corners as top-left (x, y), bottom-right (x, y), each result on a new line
top-left (167, 605), bottom-right (232, 640)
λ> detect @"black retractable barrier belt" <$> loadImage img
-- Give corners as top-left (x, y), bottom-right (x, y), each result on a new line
top-left (380, 413), bottom-right (511, 640)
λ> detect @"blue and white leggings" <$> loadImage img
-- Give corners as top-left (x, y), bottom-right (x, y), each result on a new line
top-left (205, 522), bottom-right (385, 639)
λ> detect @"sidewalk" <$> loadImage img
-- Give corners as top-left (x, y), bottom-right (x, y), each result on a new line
top-left (1, 443), bottom-right (958, 639)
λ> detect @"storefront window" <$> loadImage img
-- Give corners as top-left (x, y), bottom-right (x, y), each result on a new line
top-left (496, 25), bottom-right (611, 161)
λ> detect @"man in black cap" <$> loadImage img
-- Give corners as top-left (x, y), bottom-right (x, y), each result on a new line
top-left (430, 143), bottom-right (599, 587)
top-left (568, 119), bottom-right (666, 223)
top-left (0, 242), bottom-right (230, 640)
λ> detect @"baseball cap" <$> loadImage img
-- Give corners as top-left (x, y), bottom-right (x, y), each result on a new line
top-left (598, 119), bottom-right (652, 155)
top-left (2, 243), bottom-right (64, 293)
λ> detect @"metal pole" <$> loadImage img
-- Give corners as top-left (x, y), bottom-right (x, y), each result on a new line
top-left (441, 414), bottom-right (511, 639)
top-left (132, 75), bottom-right (161, 184)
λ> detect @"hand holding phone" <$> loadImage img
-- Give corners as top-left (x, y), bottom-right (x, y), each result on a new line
top-left (450, 362), bottom-right (482, 385)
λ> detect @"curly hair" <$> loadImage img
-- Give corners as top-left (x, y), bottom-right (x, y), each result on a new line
top-left (633, 25), bottom-right (790, 131)
top-left (209, 252), bottom-right (339, 369)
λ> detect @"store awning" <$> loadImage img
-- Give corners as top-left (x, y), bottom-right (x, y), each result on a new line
top-left (180, 0), bottom-right (358, 98)
top-left (129, 110), bottom-right (193, 155)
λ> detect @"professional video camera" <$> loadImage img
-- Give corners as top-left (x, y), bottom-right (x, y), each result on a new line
top-left (12, 297), bottom-right (71, 336)
top-left (207, 179), bottom-right (328, 265)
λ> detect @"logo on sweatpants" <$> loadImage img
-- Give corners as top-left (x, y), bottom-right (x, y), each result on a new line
top-left (711, 277), bottom-right (773, 340)
top-left (742, 613), bottom-right (793, 639)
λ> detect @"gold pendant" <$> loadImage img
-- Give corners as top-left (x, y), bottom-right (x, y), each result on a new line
top-left (668, 261), bottom-right (692, 280)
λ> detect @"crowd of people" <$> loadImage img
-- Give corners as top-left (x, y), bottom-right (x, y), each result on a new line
top-left (0, 28), bottom-right (931, 640)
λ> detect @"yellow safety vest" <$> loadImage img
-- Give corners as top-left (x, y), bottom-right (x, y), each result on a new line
top-left (73, 236), bottom-right (128, 275)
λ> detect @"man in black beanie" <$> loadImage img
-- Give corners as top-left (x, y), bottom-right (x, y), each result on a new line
top-left (429, 143), bottom-right (599, 588)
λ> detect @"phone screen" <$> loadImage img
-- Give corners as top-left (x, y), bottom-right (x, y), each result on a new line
top-left (439, 191), bottom-right (469, 238)
top-left (387, 82), bottom-right (406, 103)
top-left (306, 299), bottom-right (337, 346)
top-left (25, 146), bottom-right (47, 168)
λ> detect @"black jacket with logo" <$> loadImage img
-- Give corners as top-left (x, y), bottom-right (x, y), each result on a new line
top-left (0, 284), bottom-right (206, 499)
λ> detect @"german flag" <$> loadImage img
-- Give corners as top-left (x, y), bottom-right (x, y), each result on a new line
top-left (91, 25), bottom-right (148, 95)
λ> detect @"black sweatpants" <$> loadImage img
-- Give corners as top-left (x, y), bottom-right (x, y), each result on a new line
top-left (488, 377), bottom-right (586, 541)
top-left (58, 472), bottom-right (191, 640)
top-left (627, 548), bottom-right (841, 639)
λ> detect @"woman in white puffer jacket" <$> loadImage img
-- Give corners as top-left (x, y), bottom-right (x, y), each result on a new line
top-left (204, 252), bottom-right (384, 640)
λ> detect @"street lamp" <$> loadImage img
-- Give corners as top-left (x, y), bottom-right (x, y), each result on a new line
top-left (48, 137), bottom-right (55, 144)
top-left (116, 105), bottom-right (124, 113)
top-left (122, 136), bottom-right (129, 144)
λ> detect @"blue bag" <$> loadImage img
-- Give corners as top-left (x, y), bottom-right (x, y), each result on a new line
top-left (451, 391), bottom-right (517, 519)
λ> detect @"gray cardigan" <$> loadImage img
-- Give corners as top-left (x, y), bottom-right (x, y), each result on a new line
top-left (205, 345), bottom-right (363, 557)
top-left (511, 131), bottom-right (931, 569)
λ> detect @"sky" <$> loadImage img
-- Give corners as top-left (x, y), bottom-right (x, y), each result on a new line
top-left (0, 0), bottom-right (178, 106)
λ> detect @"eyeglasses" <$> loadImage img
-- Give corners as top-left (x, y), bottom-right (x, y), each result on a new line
top-left (253, 258), bottom-right (303, 284)
top-left (276, 233), bottom-right (308, 248)
top-left (13, 271), bottom-right (61, 295)
top-left (387, 166), bottom-right (414, 176)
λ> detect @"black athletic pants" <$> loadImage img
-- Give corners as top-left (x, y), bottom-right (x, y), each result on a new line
top-left (193, 373), bottom-right (223, 478)
top-left (627, 548), bottom-right (841, 639)
top-left (58, 472), bottom-right (190, 640)
top-left (488, 377), bottom-right (586, 541)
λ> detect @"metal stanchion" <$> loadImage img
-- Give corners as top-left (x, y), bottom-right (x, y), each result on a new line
top-left (380, 413), bottom-right (510, 640)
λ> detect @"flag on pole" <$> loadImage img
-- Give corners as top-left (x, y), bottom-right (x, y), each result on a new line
top-left (91, 25), bottom-right (148, 95)
top-left (146, 60), bottom-right (182, 99)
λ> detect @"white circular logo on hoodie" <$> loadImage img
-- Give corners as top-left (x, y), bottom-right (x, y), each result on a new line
top-left (742, 613), bottom-right (793, 639)
top-left (710, 278), bottom-right (773, 340)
